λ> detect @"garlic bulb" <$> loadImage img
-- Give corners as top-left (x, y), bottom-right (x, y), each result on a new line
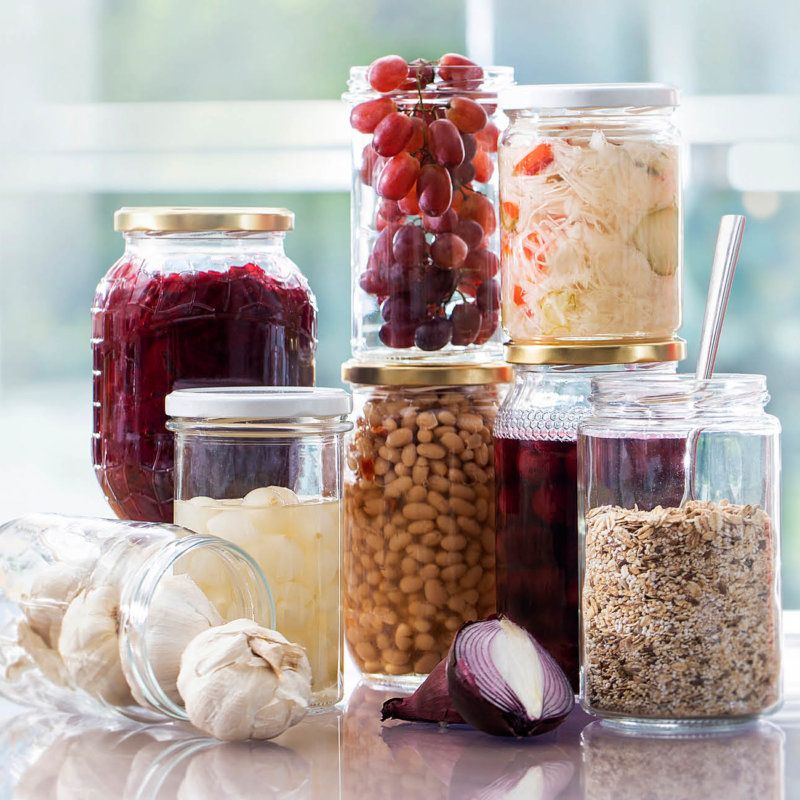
top-left (124, 573), bottom-right (223, 708)
top-left (19, 561), bottom-right (91, 649)
top-left (58, 584), bottom-right (134, 707)
top-left (9, 621), bottom-right (71, 688)
top-left (177, 619), bottom-right (312, 741)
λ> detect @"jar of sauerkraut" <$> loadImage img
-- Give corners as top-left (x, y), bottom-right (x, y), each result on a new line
top-left (498, 84), bottom-right (682, 349)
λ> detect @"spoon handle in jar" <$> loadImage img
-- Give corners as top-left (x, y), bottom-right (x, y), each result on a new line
top-left (695, 215), bottom-right (745, 381)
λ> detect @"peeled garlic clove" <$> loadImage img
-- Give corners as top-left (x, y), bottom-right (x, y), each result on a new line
top-left (242, 486), bottom-right (300, 507)
top-left (177, 618), bottom-right (312, 741)
top-left (58, 584), bottom-right (134, 707)
top-left (18, 561), bottom-right (92, 649)
top-left (124, 574), bottom-right (223, 708)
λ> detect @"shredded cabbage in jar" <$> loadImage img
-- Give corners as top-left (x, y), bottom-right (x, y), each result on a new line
top-left (499, 129), bottom-right (680, 340)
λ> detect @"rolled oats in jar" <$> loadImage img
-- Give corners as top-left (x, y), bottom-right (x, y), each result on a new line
top-left (342, 361), bottom-right (512, 683)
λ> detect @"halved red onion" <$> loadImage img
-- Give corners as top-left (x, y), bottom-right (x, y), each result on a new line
top-left (381, 658), bottom-right (465, 724)
top-left (447, 616), bottom-right (574, 737)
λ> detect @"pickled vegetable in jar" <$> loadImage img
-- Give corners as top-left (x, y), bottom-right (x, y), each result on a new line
top-left (166, 386), bottom-right (352, 707)
top-left (342, 361), bottom-right (511, 684)
top-left (498, 84), bottom-right (682, 345)
top-left (344, 56), bottom-right (514, 361)
top-left (92, 208), bottom-right (317, 523)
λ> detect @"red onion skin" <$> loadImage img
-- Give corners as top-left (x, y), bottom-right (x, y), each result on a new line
top-left (381, 659), bottom-right (466, 724)
top-left (446, 618), bottom-right (573, 738)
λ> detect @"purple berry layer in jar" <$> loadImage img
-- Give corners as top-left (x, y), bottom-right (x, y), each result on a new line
top-left (92, 260), bottom-right (316, 523)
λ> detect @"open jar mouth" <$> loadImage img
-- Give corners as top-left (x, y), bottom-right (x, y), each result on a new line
top-left (343, 64), bottom-right (514, 101)
top-left (118, 534), bottom-right (275, 722)
top-left (588, 373), bottom-right (770, 418)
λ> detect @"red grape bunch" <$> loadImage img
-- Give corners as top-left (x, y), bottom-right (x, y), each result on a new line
top-left (350, 53), bottom-right (501, 352)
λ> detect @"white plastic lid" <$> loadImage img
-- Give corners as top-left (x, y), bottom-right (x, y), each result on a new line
top-left (500, 83), bottom-right (679, 111)
top-left (165, 387), bottom-right (352, 420)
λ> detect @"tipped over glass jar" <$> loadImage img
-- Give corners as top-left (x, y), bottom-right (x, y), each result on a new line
top-left (344, 57), bottom-right (514, 361)
top-left (0, 514), bottom-right (273, 723)
top-left (498, 84), bottom-right (682, 348)
top-left (578, 374), bottom-right (782, 728)
top-left (92, 207), bottom-right (317, 524)
top-left (167, 386), bottom-right (352, 707)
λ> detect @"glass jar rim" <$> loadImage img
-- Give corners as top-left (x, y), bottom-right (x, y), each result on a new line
top-left (499, 82), bottom-right (679, 112)
top-left (343, 64), bottom-right (514, 101)
top-left (165, 386), bottom-right (352, 421)
top-left (114, 207), bottom-right (295, 233)
top-left (589, 373), bottom-right (769, 412)
top-left (118, 533), bottom-right (275, 721)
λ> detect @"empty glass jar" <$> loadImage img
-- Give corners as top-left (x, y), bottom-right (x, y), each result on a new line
top-left (579, 374), bottom-right (782, 727)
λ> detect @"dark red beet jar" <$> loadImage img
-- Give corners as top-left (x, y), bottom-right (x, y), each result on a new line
top-left (493, 360), bottom-right (679, 690)
top-left (92, 207), bottom-right (317, 522)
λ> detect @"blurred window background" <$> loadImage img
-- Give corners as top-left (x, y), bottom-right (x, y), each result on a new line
top-left (1, 0), bottom-right (798, 604)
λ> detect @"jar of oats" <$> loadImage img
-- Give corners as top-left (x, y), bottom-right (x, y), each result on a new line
top-left (578, 373), bottom-right (782, 727)
top-left (342, 361), bottom-right (511, 683)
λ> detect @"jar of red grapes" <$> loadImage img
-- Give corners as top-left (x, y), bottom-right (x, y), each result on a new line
top-left (343, 55), bottom-right (514, 361)
top-left (494, 346), bottom-right (680, 691)
top-left (498, 84), bottom-right (682, 348)
top-left (342, 360), bottom-right (511, 683)
top-left (92, 207), bottom-right (317, 524)
top-left (579, 374), bottom-right (782, 727)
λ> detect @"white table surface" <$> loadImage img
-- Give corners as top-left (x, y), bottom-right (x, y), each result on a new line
top-left (2, 611), bottom-right (799, 800)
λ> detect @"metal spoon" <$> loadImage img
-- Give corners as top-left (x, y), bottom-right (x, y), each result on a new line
top-left (681, 214), bottom-right (745, 504)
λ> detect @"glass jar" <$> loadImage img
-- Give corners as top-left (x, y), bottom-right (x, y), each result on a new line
top-left (92, 207), bottom-right (317, 524)
top-left (0, 513), bottom-right (273, 722)
top-left (498, 83), bottom-right (682, 347)
top-left (579, 374), bottom-right (782, 727)
top-left (166, 386), bottom-right (352, 707)
top-left (343, 62), bottom-right (514, 362)
top-left (494, 358), bottom-right (678, 691)
top-left (342, 361), bottom-right (511, 683)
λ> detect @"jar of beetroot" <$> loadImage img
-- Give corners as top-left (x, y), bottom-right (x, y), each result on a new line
top-left (92, 207), bottom-right (317, 523)
top-left (493, 352), bottom-right (679, 691)
top-left (343, 55), bottom-right (514, 361)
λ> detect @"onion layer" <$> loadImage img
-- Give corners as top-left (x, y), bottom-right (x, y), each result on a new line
top-left (447, 616), bottom-right (574, 737)
top-left (381, 658), bottom-right (465, 724)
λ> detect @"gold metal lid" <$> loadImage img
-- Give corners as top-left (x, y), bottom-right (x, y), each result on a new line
top-left (114, 207), bottom-right (295, 233)
top-left (342, 360), bottom-right (513, 386)
top-left (503, 338), bottom-right (686, 366)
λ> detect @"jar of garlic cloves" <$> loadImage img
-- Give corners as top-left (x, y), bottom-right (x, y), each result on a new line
top-left (342, 361), bottom-right (511, 683)
top-left (0, 513), bottom-right (274, 723)
top-left (167, 386), bottom-right (353, 707)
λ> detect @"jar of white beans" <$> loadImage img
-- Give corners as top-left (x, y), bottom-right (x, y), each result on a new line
top-left (342, 361), bottom-right (511, 684)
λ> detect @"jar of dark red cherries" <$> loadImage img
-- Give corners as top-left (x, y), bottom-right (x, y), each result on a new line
top-left (92, 207), bottom-right (317, 523)
top-left (343, 56), bottom-right (514, 361)
top-left (493, 345), bottom-right (681, 691)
